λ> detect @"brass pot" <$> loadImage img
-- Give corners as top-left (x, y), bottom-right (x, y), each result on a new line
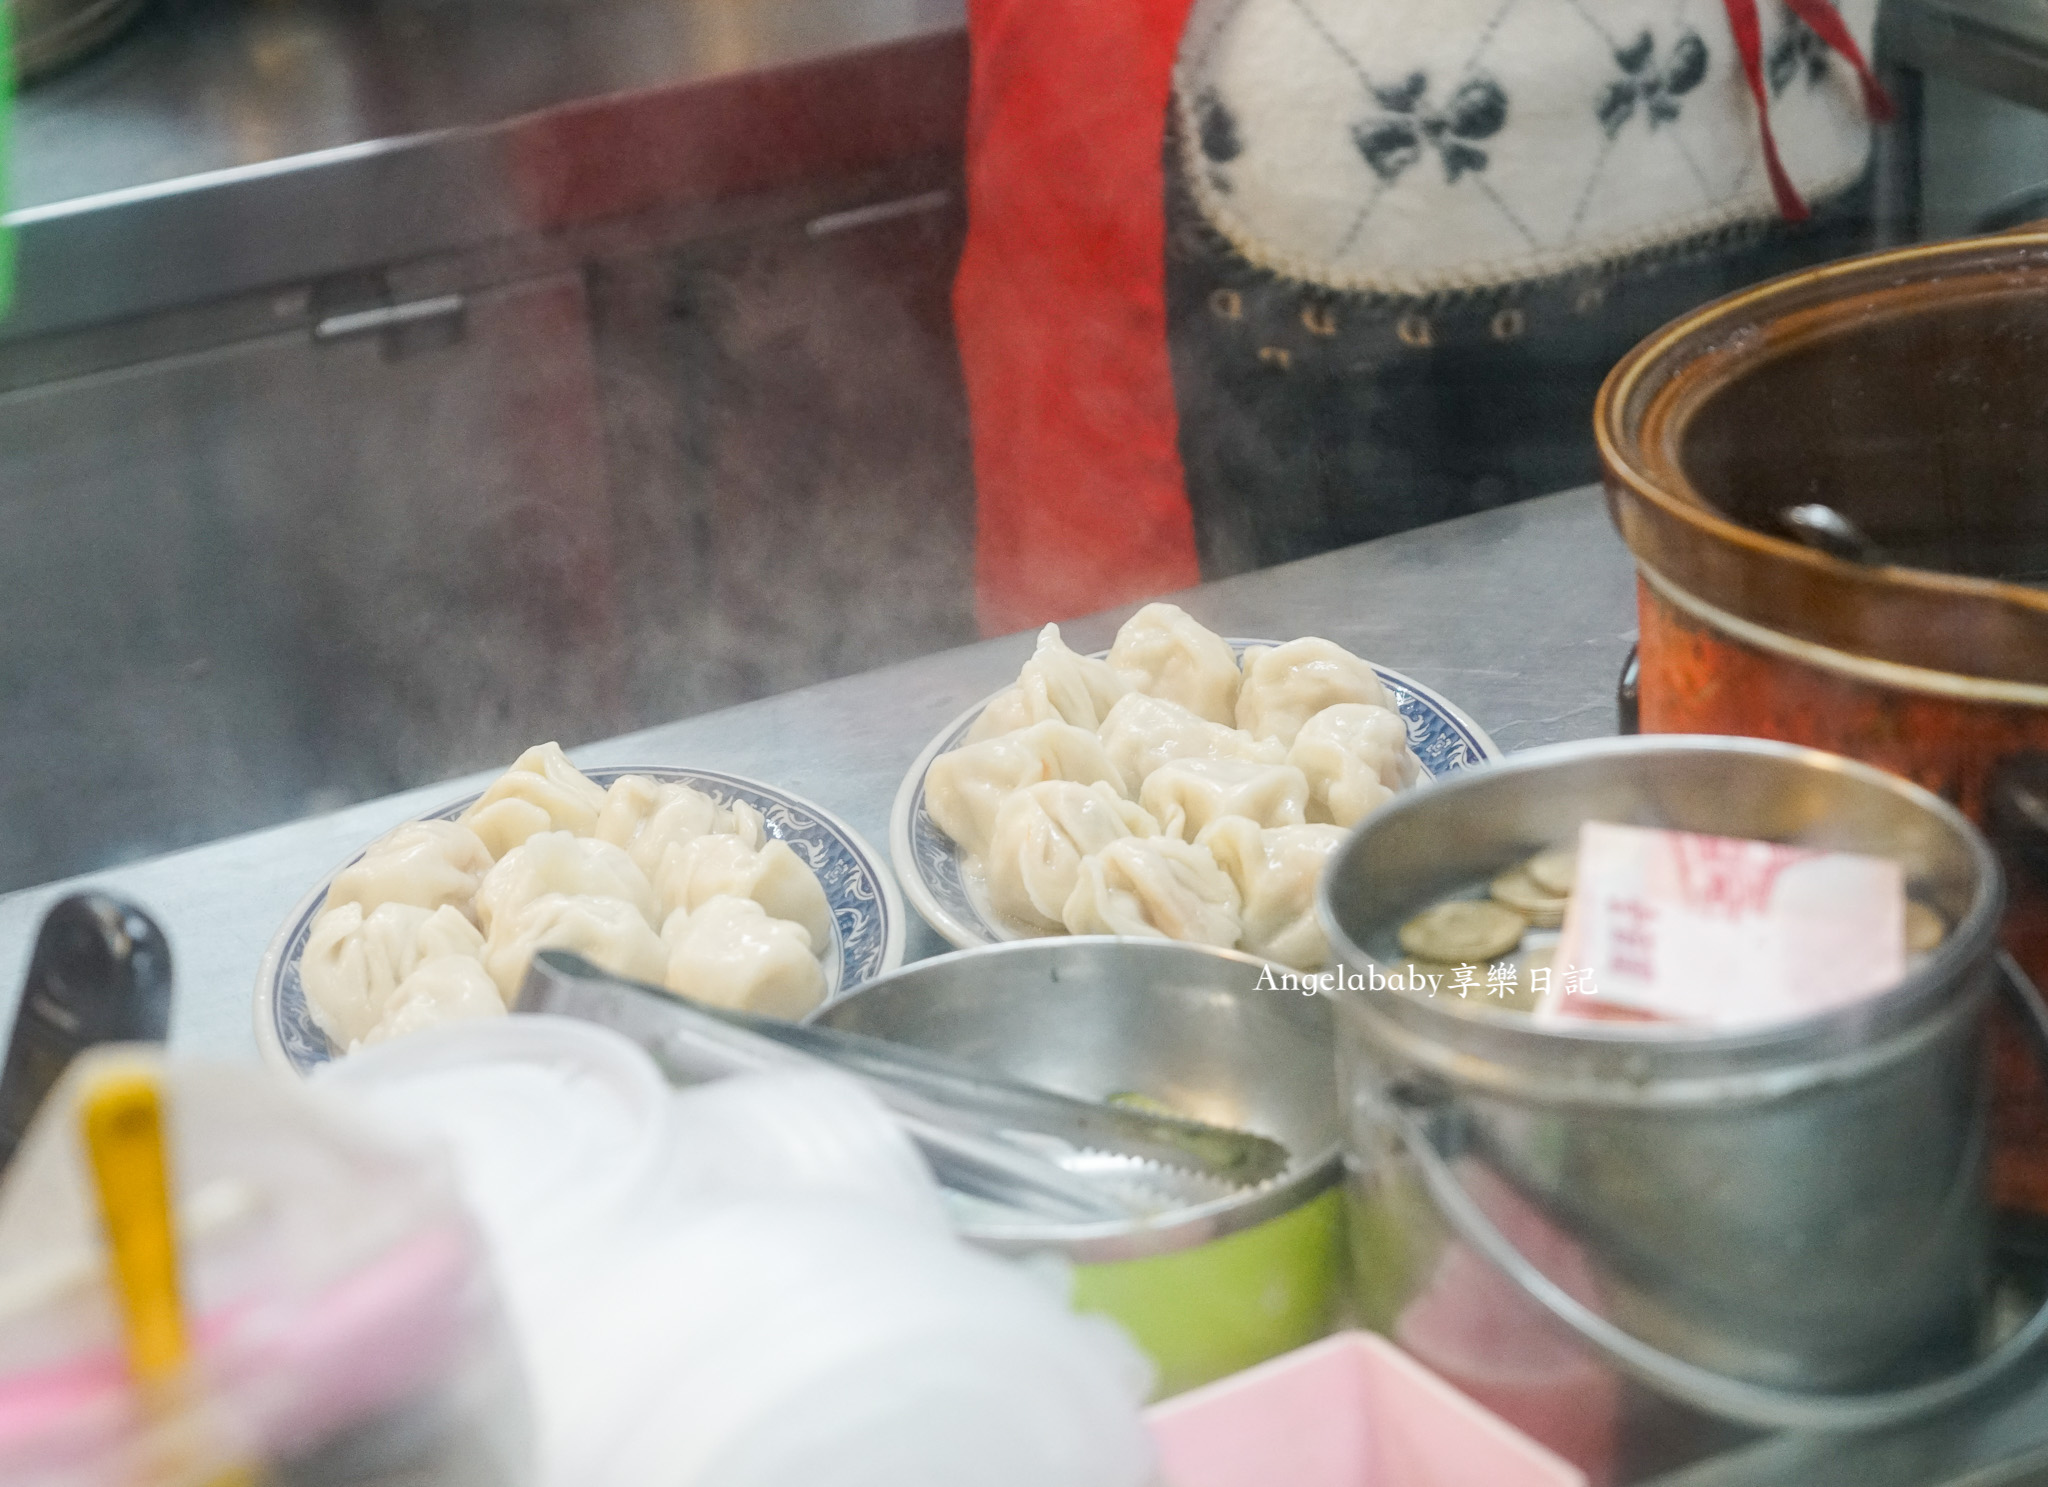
top-left (1596, 230), bottom-right (2048, 1210)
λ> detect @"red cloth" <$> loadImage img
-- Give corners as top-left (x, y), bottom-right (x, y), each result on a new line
top-left (953, 0), bottom-right (1202, 637)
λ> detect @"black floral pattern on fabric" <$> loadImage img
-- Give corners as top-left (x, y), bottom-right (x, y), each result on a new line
top-left (1196, 89), bottom-right (1245, 163)
top-left (1768, 7), bottom-right (1831, 93)
top-left (1596, 30), bottom-right (1709, 138)
top-left (1351, 73), bottom-right (1508, 184)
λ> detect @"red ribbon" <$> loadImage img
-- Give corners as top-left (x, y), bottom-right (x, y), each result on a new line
top-left (1721, 0), bottom-right (1896, 222)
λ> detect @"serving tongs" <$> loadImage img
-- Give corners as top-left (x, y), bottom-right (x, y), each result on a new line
top-left (686, 1000), bottom-right (1289, 1189)
top-left (521, 952), bottom-right (1286, 1222)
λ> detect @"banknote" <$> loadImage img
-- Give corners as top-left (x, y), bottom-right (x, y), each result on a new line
top-left (1540, 821), bottom-right (1904, 1029)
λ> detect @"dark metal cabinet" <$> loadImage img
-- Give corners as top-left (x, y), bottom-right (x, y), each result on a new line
top-left (0, 270), bottom-right (620, 890)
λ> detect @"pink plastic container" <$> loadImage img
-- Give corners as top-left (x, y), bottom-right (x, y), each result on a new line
top-left (1146, 1330), bottom-right (1588, 1487)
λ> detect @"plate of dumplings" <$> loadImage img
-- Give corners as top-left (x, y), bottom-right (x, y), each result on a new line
top-left (256, 745), bottom-right (905, 1075)
top-left (890, 604), bottom-right (1500, 967)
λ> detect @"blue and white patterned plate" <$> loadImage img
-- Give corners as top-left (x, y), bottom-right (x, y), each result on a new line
top-left (889, 647), bottom-right (1501, 951)
top-left (256, 767), bottom-right (905, 1076)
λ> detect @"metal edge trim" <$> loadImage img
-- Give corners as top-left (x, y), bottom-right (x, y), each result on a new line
top-left (1638, 559), bottom-right (2048, 707)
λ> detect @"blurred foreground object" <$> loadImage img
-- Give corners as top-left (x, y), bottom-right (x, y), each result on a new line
top-left (0, 1049), bottom-right (532, 1487)
top-left (1148, 1330), bottom-right (1586, 1487)
top-left (316, 1016), bottom-right (1159, 1487)
top-left (0, 895), bottom-right (172, 1174)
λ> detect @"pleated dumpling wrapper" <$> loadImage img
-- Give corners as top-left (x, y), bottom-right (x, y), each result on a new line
top-left (1107, 602), bottom-right (1242, 726)
top-left (1235, 637), bottom-right (1392, 747)
top-left (661, 895), bottom-right (826, 1019)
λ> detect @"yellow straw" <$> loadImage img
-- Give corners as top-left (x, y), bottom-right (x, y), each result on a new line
top-left (82, 1070), bottom-right (259, 1487)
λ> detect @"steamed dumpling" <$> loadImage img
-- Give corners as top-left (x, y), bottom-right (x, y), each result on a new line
top-left (661, 896), bottom-right (826, 1019)
top-left (594, 776), bottom-right (731, 875)
top-left (302, 902), bottom-right (487, 1049)
top-left (1139, 757), bottom-right (1310, 841)
top-left (481, 893), bottom-right (667, 1001)
top-left (1198, 818), bottom-right (1348, 969)
top-left (964, 686), bottom-right (1035, 745)
top-left (1097, 693), bottom-right (1286, 792)
top-left (360, 955), bottom-right (506, 1045)
top-left (727, 800), bottom-right (769, 850)
top-left (985, 781), bottom-right (1160, 932)
top-left (1060, 837), bottom-right (1242, 947)
top-left (473, 832), bottom-right (658, 934)
top-left (925, 720), bottom-right (1127, 859)
top-left (1107, 603), bottom-right (1242, 725)
top-left (461, 742), bottom-right (608, 855)
top-left (326, 820), bottom-right (494, 922)
top-left (652, 833), bottom-right (834, 950)
top-left (1014, 624), bottom-right (1129, 730)
top-left (1235, 638), bottom-right (1391, 745)
top-left (1288, 703), bottom-right (1419, 827)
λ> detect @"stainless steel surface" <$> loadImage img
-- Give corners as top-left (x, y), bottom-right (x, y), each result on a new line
top-left (0, 269), bottom-right (618, 892)
top-left (521, 950), bottom-right (1145, 1224)
top-left (1377, 953), bottom-right (2048, 1432)
top-left (812, 937), bottom-right (1341, 1262)
top-left (1885, 0), bottom-right (2048, 115)
top-left (10, 0), bottom-right (151, 83)
top-left (0, 483), bottom-right (1639, 1062)
top-left (1321, 737), bottom-right (2007, 1421)
top-left (2, 0), bottom-right (968, 340)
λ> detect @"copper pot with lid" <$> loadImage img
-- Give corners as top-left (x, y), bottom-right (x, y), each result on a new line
top-left (1597, 229), bottom-right (2048, 1210)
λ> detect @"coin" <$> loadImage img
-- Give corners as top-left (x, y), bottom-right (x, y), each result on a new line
top-left (1905, 901), bottom-right (1946, 956)
top-left (1398, 900), bottom-right (1527, 963)
top-left (1525, 847), bottom-right (1578, 898)
top-left (1490, 868), bottom-right (1568, 929)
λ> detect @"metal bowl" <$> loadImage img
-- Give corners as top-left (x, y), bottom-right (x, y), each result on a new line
top-left (810, 936), bottom-right (1345, 1396)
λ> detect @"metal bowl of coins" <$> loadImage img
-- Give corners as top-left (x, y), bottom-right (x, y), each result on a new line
top-left (1317, 733), bottom-right (2046, 1439)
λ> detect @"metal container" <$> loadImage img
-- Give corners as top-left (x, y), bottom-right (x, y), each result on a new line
top-left (810, 937), bottom-right (1343, 1397)
top-left (1595, 231), bottom-right (2048, 1211)
top-left (1318, 735), bottom-right (2048, 1442)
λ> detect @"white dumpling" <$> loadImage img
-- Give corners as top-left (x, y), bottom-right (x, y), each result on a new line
top-left (1107, 603), bottom-right (1242, 725)
top-left (1060, 837), bottom-right (1242, 947)
top-left (925, 720), bottom-right (1127, 859)
top-left (1097, 693), bottom-right (1286, 793)
top-left (593, 775), bottom-right (731, 876)
top-left (302, 902), bottom-right (486, 1049)
top-left (1013, 623), bottom-right (1129, 730)
top-left (361, 956), bottom-right (507, 1045)
top-left (473, 831), bottom-right (658, 934)
top-left (652, 833), bottom-right (834, 950)
top-left (463, 798), bottom-right (555, 860)
top-left (1288, 703), bottom-right (1420, 827)
top-left (726, 800), bottom-right (768, 850)
top-left (1139, 757), bottom-right (1311, 841)
top-left (661, 897), bottom-right (826, 1019)
top-left (481, 893), bottom-right (668, 1001)
top-left (1198, 818), bottom-right (1347, 969)
top-left (326, 820), bottom-right (494, 922)
top-left (985, 781), bottom-right (1160, 932)
top-left (1235, 638), bottom-right (1391, 745)
top-left (460, 742), bottom-right (607, 854)
top-left (964, 686), bottom-right (1035, 745)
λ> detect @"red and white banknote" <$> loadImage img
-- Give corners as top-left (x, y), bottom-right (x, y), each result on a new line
top-left (1540, 821), bottom-right (1904, 1030)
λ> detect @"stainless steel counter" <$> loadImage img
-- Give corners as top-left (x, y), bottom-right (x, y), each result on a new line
top-left (0, 484), bottom-right (1637, 1060)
